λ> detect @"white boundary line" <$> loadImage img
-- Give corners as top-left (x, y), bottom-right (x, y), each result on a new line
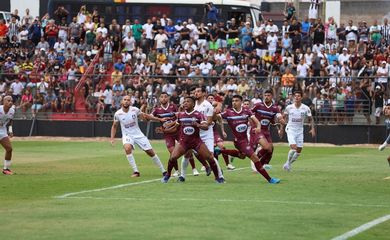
top-left (61, 196), bottom-right (390, 209)
top-left (55, 167), bottom-right (249, 199)
top-left (331, 214), bottom-right (390, 240)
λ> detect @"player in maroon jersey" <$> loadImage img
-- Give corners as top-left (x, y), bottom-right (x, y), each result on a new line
top-left (161, 96), bottom-right (223, 183)
top-left (153, 92), bottom-right (198, 176)
top-left (207, 94), bottom-right (235, 170)
top-left (251, 89), bottom-right (285, 169)
top-left (218, 95), bottom-right (280, 184)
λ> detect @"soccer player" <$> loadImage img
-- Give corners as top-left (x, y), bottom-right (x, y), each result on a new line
top-left (161, 96), bottom-right (223, 183)
top-left (152, 92), bottom-right (199, 176)
top-left (180, 86), bottom-right (224, 181)
top-left (207, 94), bottom-right (235, 170)
top-left (283, 91), bottom-right (316, 171)
top-left (219, 95), bottom-right (280, 184)
top-left (110, 95), bottom-right (167, 177)
top-left (378, 102), bottom-right (390, 167)
top-left (251, 89), bottom-right (285, 170)
top-left (1, 96), bottom-right (15, 175)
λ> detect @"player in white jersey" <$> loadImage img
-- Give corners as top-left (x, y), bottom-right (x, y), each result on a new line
top-left (283, 91), bottom-right (315, 171)
top-left (110, 95), bottom-right (166, 177)
top-left (180, 86), bottom-right (224, 181)
top-left (378, 103), bottom-right (390, 167)
top-left (1, 96), bottom-right (15, 175)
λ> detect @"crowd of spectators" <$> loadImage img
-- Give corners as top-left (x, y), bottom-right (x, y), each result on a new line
top-left (0, 4), bottom-right (390, 124)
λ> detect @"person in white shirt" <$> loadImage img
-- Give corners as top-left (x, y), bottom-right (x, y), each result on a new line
top-left (265, 20), bottom-right (278, 34)
top-left (296, 59), bottom-right (310, 78)
top-left (142, 19), bottom-right (154, 41)
top-left (338, 48), bottom-right (350, 65)
top-left (122, 32), bottom-right (136, 54)
top-left (110, 95), bottom-right (167, 177)
top-left (53, 38), bottom-right (65, 53)
top-left (160, 59), bottom-right (173, 75)
top-left (199, 58), bottom-right (213, 76)
top-left (122, 19), bottom-right (132, 37)
top-left (283, 91), bottom-right (316, 171)
top-left (96, 23), bottom-right (108, 38)
top-left (345, 20), bottom-right (358, 45)
top-left (0, 96), bottom-right (15, 175)
top-left (377, 61), bottom-right (389, 85)
top-left (267, 31), bottom-right (278, 56)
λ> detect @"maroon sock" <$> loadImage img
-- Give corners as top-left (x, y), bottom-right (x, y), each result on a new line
top-left (208, 159), bottom-right (219, 179)
top-left (254, 161), bottom-right (271, 182)
top-left (221, 149), bottom-right (241, 158)
top-left (222, 153), bottom-right (230, 166)
top-left (167, 159), bottom-right (176, 177)
top-left (263, 151), bottom-right (273, 165)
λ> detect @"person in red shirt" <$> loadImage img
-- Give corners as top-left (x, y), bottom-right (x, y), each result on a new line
top-left (0, 19), bottom-right (8, 39)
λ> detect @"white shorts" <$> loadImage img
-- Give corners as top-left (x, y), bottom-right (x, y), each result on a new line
top-left (286, 128), bottom-right (304, 148)
top-left (122, 135), bottom-right (152, 151)
top-left (201, 137), bottom-right (215, 153)
top-left (309, 8), bottom-right (318, 19)
top-left (0, 132), bottom-right (8, 140)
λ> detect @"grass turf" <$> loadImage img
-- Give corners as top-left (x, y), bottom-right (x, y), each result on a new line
top-left (0, 140), bottom-right (390, 240)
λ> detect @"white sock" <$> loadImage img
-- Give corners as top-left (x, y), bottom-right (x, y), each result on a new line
top-left (287, 149), bottom-right (296, 164)
top-left (181, 157), bottom-right (189, 178)
top-left (3, 160), bottom-right (11, 170)
top-left (290, 152), bottom-right (301, 164)
top-left (126, 154), bottom-right (139, 173)
top-left (250, 161), bottom-right (257, 172)
top-left (214, 157), bottom-right (224, 178)
top-left (151, 155), bottom-right (166, 173)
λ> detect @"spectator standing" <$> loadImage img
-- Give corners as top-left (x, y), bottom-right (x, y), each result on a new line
top-left (206, 2), bottom-right (218, 24)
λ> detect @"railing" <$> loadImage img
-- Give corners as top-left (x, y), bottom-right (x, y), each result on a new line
top-left (75, 51), bottom-right (101, 92)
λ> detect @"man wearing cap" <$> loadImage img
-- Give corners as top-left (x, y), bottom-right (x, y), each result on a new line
top-left (338, 48), bottom-right (350, 66)
top-left (265, 19), bottom-right (278, 35)
top-left (35, 37), bottom-right (49, 52)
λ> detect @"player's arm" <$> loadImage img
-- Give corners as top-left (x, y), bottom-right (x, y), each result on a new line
top-left (7, 119), bottom-right (13, 138)
top-left (162, 121), bottom-right (179, 134)
top-left (216, 114), bottom-right (227, 139)
top-left (196, 121), bottom-right (209, 130)
top-left (139, 112), bottom-right (166, 122)
top-left (308, 116), bottom-right (316, 138)
top-left (250, 115), bottom-right (261, 133)
top-left (110, 120), bottom-right (119, 145)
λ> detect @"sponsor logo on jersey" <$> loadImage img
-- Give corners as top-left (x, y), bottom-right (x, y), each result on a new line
top-left (260, 119), bottom-right (270, 126)
top-left (183, 126), bottom-right (195, 135)
top-left (235, 124), bottom-right (248, 133)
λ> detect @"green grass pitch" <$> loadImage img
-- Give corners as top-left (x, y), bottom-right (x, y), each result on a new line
top-left (1, 140), bottom-right (390, 240)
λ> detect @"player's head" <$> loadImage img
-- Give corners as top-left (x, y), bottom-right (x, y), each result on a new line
top-left (294, 91), bottom-right (303, 103)
top-left (159, 92), bottom-right (169, 105)
top-left (194, 86), bottom-right (207, 100)
top-left (264, 89), bottom-right (273, 104)
top-left (189, 85), bottom-right (197, 97)
top-left (3, 95), bottom-right (13, 108)
top-left (122, 95), bottom-right (131, 109)
top-left (232, 95), bottom-right (243, 110)
top-left (243, 99), bottom-right (250, 108)
top-left (183, 96), bottom-right (195, 111)
top-left (207, 94), bottom-right (215, 104)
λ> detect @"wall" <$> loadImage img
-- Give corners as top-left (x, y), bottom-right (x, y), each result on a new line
top-left (14, 120), bottom-right (387, 145)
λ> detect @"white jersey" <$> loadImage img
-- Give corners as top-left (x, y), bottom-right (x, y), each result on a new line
top-left (195, 100), bottom-right (214, 140)
top-left (284, 103), bottom-right (312, 132)
top-left (114, 107), bottom-right (145, 138)
top-left (0, 105), bottom-right (15, 137)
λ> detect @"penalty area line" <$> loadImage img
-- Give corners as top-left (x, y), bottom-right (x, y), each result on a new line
top-left (54, 167), bottom-right (249, 199)
top-left (330, 214), bottom-right (390, 240)
top-left (384, 176), bottom-right (390, 180)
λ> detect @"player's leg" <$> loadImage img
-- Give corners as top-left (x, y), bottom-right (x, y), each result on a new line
top-left (123, 143), bottom-right (140, 177)
top-left (162, 143), bottom-right (187, 183)
top-left (217, 141), bottom-right (235, 170)
top-left (197, 143), bottom-right (222, 182)
top-left (387, 155), bottom-right (390, 167)
top-left (257, 135), bottom-right (273, 167)
top-left (379, 133), bottom-right (390, 151)
top-left (1, 137), bottom-right (13, 175)
top-left (284, 129), bottom-right (297, 171)
top-left (205, 138), bottom-right (224, 180)
top-left (135, 136), bottom-right (166, 175)
top-left (166, 136), bottom-right (180, 175)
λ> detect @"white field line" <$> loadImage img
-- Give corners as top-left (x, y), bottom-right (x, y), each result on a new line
top-left (384, 176), bottom-right (390, 180)
top-left (55, 167), bottom-right (249, 199)
top-left (330, 214), bottom-right (390, 240)
top-left (59, 196), bottom-right (390, 209)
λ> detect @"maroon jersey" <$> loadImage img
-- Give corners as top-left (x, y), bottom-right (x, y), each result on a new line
top-left (177, 110), bottom-right (204, 144)
top-left (221, 107), bottom-right (252, 141)
top-left (251, 102), bottom-right (281, 132)
top-left (213, 121), bottom-right (223, 144)
top-left (152, 103), bottom-right (178, 133)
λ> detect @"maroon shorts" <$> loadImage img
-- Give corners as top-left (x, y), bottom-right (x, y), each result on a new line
top-left (250, 130), bottom-right (272, 149)
top-left (214, 130), bottom-right (223, 145)
top-left (179, 138), bottom-right (203, 153)
top-left (234, 139), bottom-right (254, 158)
top-left (164, 133), bottom-right (179, 150)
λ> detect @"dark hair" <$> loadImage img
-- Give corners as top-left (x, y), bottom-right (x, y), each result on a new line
top-left (185, 96), bottom-right (196, 104)
top-left (160, 92), bottom-right (168, 96)
top-left (232, 95), bottom-right (243, 101)
top-left (190, 85), bottom-right (197, 92)
top-left (207, 94), bottom-right (214, 98)
top-left (264, 89), bottom-right (273, 95)
top-left (196, 85), bottom-right (207, 93)
top-left (294, 90), bottom-right (302, 96)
